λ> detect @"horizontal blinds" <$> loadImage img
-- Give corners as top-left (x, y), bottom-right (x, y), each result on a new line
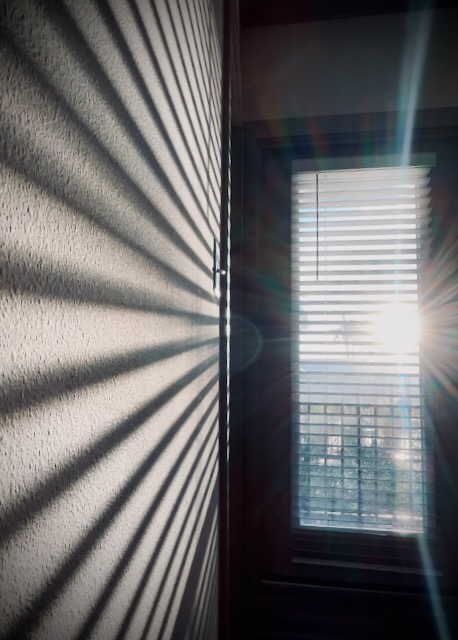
top-left (292, 166), bottom-right (431, 534)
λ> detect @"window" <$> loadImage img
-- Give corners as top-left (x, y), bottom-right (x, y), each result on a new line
top-left (291, 165), bottom-right (431, 534)
top-left (235, 131), bottom-right (458, 640)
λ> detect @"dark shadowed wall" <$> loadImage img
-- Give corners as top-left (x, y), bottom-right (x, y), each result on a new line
top-left (0, 0), bottom-right (222, 638)
top-left (241, 8), bottom-right (458, 122)
top-left (232, 6), bottom-right (458, 639)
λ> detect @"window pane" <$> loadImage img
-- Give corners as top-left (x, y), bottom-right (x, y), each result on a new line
top-left (292, 166), bottom-right (430, 534)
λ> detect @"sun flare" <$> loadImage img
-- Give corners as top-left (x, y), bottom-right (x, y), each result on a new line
top-left (372, 303), bottom-right (421, 353)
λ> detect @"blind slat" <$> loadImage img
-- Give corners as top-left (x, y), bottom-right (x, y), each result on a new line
top-left (292, 165), bottom-right (430, 535)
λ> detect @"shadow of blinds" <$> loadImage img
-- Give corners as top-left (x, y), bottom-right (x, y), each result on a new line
top-left (0, 0), bottom-right (222, 638)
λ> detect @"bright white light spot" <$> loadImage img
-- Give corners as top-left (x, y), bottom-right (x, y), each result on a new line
top-left (392, 451), bottom-right (411, 463)
top-left (372, 303), bottom-right (420, 353)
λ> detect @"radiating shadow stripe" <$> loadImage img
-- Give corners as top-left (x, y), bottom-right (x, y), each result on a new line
top-left (0, 357), bottom-right (218, 545)
top-left (147, 473), bottom-right (218, 640)
top-left (149, 0), bottom-right (223, 200)
top-left (79, 403), bottom-right (218, 640)
top-left (170, 497), bottom-right (218, 640)
top-left (2, 377), bottom-right (218, 640)
top-left (140, 466), bottom-right (218, 640)
top-left (165, 0), bottom-right (209, 118)
top-left (1, 335), bottom-right (217, 416)
top-left (173, 508), bottom-right (218, 640)
top-left (160, 0), bottom-right (211, 136)
top-left (0, 159), bottom-right (212, 296)
top-left (194, 547), bottom-right (218, 640)
top-left (134, 450), bottom-right (218, 640)
top-left (55, 0), bottom-right (214, 243)
top-left (183, 511), bottom-right (219, 640)
top-left (202, 0), bottom-right (224, 231)
top-left (188, 0), bottom-right (223, 129)
top-left (197, 0), bottom-right (223, 220)
top-left (120, 455), bottom-right (217, 640)
top-left (181, 0), bottom-right (221, 117)
top-left (203, 575), bottom-right (218, 639)
top-left (175, 0), bottom-right (221, 150)
top-left (204, 4), bottom-right (223, 225)
top-left (205, 610), bottom-right (218, 640)
top-left (157, 0), bottom-right (222, 191)
top-left (126, 0), bottom-right (221, 211)
top-left (91, 0), bottom-right (218, 225)
top-left (0, 32), bottom-right (212, 267)
top-left (0, 249), bottom-right (218, 322)
top-left (194, 528), bottom-right (218, 637)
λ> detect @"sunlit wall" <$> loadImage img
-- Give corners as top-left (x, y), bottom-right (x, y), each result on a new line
top-left (0, 0), bottom-right (222, 638)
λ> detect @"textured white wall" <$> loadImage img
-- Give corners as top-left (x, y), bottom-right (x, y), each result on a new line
top-left (0, 0), bottom-right (221, 638)
top-left (241, 8), bottom-right (458, 122)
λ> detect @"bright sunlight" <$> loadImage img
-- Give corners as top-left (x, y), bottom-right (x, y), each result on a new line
top-left (372, 302), bottom-right (421, 353)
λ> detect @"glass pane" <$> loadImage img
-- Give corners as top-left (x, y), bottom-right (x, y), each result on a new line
top-left (292, 166), bottom-right (429, 534)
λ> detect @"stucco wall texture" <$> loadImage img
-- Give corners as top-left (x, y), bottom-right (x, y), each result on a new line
top-left (0, 0), bottom-right (221, 638)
